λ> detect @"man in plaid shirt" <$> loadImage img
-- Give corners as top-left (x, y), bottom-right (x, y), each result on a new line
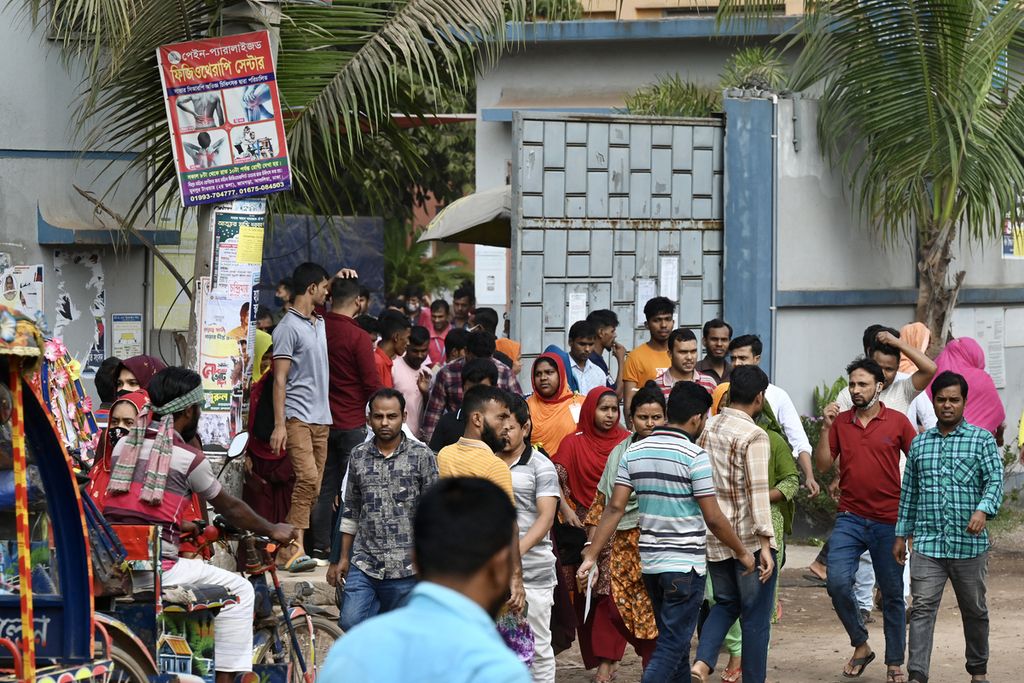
top-left (895, 371), bottom-right (1003, 683)
top-left (421, 331), bottom-right (522, 442)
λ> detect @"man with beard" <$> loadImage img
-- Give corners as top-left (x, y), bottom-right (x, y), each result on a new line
top-left (103, 367), bottom-right (297, 683)
top-left (319, 477), bottom-right (530, 682)
top-left (326, 389), bottom-right (438, 631)
top-left (437, 385), bottom-right (525, 612)
top-left (696, 319), bottom-right (733, 383)
top-left (815, 359), bottom-right (917, 683)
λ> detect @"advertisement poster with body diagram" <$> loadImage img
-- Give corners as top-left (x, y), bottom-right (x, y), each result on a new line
top-left (156, 30), bottom-right (291, 207)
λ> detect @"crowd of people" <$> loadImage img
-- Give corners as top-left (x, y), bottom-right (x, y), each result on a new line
top-left (83, 261), bottom-right (1010, 683)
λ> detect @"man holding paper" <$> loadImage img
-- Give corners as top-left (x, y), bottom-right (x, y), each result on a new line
top-left (579, 381), bottom-right (758, 683)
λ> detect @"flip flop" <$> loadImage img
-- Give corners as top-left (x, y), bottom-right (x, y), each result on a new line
top-left (802, 572), bottom-right (827, 587)
top-left (284, 553), bottom-right (316, 573)
top-left (842, 651), bottom-right (876, 678)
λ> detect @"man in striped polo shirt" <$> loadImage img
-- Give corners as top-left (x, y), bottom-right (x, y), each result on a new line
top-left (579, 382), bottom-right (757, 683)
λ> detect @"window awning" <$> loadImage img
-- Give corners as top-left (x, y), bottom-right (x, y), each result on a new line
top-left (418, 185), bottom-right (511, 248)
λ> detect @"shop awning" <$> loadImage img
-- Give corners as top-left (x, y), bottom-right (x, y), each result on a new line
top-left (418, 185), bottom-right (511, 248)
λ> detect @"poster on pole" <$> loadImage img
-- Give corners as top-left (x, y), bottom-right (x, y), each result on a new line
top-left (1003, 220), bottom-right (1024, 259)
top-left (156, 30), bottom-right (291, 207)
top-left (111, 313), bottom-right (144, 358)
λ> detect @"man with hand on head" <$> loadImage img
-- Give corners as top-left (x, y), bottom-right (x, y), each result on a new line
top-left (327, 388), bottom-right (438, 631)
top-left (319, 477), bottom-right (531, 682)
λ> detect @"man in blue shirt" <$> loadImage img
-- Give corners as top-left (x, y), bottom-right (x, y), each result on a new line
top-left (319, 477), bottom-right (530, 682)
top-left (895, 371), bottom-right (1003, 683)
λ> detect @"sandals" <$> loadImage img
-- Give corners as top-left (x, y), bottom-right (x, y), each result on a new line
top-left (282, 553), bottom-right (316, 573)
top-left (802, 572), bottom-right (827, 587)
top-left (720, 667), bottom-right (741, 682)
top-left (842, 651), bottom-right (876, 678)
top-left (886, 669), bottom-right (906, 683)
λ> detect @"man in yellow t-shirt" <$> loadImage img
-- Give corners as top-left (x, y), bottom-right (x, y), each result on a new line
top-left (622, 296), bottom-right (676, 417)
top-left (437, 383), bottom-right (525, 611)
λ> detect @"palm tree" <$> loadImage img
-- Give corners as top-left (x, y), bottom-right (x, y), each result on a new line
top-left (28, 0), bottom-right (534, 350)
top-left (720, 0), bottom-right (1024, 351)
top-left (383, 219), bottom-right (472, 297)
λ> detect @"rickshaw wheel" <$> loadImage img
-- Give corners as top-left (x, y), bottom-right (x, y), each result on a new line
top-left (109, 641), bottom-right (155, 683)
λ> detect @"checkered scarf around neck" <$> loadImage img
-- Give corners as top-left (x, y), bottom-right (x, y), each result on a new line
top-left (106, 384), bottom-right (204, 505)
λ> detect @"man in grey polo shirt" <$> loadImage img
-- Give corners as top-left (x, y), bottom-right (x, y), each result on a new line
top-left (500, 395), bottom-right (560, 682)
top-left (272, 261), bottom-right (332, 569)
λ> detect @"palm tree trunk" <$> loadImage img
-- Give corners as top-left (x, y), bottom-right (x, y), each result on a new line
top-left (915, 221), bottom-right (966, 355)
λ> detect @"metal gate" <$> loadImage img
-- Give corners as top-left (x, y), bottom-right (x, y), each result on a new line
top-left (509, 112), bottom-right (725, 379)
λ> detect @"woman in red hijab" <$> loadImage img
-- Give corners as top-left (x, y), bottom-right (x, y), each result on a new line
top-left (553, 386), bottom-right (630, 683)
top-left (115, 355), bottom-right (167, 394)
top-left (87, 390), bottom-right (150, 506)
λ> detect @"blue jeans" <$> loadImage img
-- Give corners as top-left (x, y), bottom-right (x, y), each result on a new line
top-left (826, 512), bottom-right (905, 665)
top-left (338, 565), bottom-right (416, 631)
top-left (641, 570), bottom-right (705, 683)
top-left (695, 551), bottom-right (778, 683)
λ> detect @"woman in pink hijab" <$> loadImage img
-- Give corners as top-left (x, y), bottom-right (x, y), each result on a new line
top-left (928, 337), bottom-right (1006, 441)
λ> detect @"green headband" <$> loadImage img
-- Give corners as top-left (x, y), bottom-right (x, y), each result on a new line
top-left (152, 385), bottom-right (204, 416)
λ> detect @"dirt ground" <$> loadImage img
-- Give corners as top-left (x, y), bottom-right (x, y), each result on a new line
top-left (556, 543), bottom-right (1024, 682)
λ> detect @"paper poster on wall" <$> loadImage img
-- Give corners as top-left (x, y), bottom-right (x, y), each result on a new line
top-left (974, 307), bottom-right (1006, 388)
top-left (475, 245), bottom-right (507, 306)
top-left (1003, 220), bottom-right (1024, 259)
top-left (1004, 307), bottom-right (1024, 347)
top-left (53, 251), bottom-right (106, 375)
top-left (111, 314), bottom-right (144, 358)
top-left (567, 292), bottom-right (588, 327)
top-left (636, 279), bottom-right (657, 328)
top-left (659, 256), bottom-right (679, 301)
top-left (156, 30), bottom-right (291, 207)
top-left (0, 265), bottom-right (44, 324)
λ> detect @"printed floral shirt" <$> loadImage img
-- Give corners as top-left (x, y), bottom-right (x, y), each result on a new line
top-left (337, 435), bottom-right (439, 578)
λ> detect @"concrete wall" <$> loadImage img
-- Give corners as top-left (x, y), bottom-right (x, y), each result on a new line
top-left (0, 11), bottom-right (151, 400)
top-left (772, 96), bottom-right (1024, 446)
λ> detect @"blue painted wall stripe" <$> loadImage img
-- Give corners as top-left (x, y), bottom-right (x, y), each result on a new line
top-left (777, 287), bottom-right (1024, 308)
top-left (482, 106), bottom-right (616, 122)
top-left (723, 97), bottom-right (775, 375)
top-left (0, 148), bottom-right (136, 161)
top-left (506, 17), bottom-right (798, 42)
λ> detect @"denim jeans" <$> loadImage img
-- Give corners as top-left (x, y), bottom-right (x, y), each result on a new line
top-left (311, 427), bottom-right (365, 555)
top-left (338, 565), bottom-right (416, 631)
top-left (825, 512), bottom-right (905, 665)
top-left (695, 551), bottom-right (778, 683)
top-left (907, 552), bottom-right (989, 683)
top-left (641, 570), bottom-right (705, 683)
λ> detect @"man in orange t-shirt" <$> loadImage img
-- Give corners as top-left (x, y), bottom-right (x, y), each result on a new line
top-left (375, 311), bottom-right (411, 388)
top-left (622, 296), bottom-right (675, 418)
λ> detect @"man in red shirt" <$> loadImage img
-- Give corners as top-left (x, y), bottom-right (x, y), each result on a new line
top-left (814, 358), bottom-right (917, 683)
top-left (375, 311), bottom-right (411, 388)
top-left (427, 299), bottom-right (451, 367)
top-left (312, 278), bottom-right (383, 563)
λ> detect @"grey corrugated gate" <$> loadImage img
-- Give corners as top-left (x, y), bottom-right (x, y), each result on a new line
top-left (509, 111), bottom-right (725, 383)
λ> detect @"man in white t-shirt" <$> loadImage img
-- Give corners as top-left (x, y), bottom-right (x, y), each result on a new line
top-left (729, 334), bottom-right (820, 498)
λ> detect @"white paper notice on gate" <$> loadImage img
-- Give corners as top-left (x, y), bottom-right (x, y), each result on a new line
top-left (659, 256), bottom-right (679, 301)
top-left (636, 279), bottom-right (657, 327)
top-left (568, 292), bottom-right (588, 327)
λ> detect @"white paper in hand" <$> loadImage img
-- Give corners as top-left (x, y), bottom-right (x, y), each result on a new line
top-left (583, 565), bottom-right (597, 622)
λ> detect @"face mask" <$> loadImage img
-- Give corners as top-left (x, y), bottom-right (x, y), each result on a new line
top-left (405, 302), bottom-right (420, 315)
top-left (108, 427), bottom-right (129, 448)
top-left (865, 382), bottom-right (884, 409)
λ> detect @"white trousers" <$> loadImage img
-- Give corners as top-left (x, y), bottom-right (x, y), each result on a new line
top-left (164, 557), bottom-right (255, 672)
top-left (854, 550), bottom-right (912, 611)
top-left (525, 584), bottom-right (555, 683)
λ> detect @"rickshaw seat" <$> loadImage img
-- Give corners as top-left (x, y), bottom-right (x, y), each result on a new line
top-left (161, 583), bottom-right (238, 612)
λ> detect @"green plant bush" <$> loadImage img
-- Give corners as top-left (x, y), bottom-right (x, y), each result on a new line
top-left (793, 376), bottom-right (848, 531)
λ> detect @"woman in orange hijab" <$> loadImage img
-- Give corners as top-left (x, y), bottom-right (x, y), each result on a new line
top-left (899, 322), bottom-right (931, 373)
top-left (526, 353), bottom-right (584, 456)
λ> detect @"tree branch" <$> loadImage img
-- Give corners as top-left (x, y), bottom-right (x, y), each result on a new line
top-left (73, 185), bottom-right (192, 300)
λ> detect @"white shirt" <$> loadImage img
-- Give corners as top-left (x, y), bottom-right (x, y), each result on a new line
top-left (570, 357), bottom-right (609, 395)
top-left (906, 391), bottom-right (938, 430)
top-left (764, 383), bottom-right (812, 458)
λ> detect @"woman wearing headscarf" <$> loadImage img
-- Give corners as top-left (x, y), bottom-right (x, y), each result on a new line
top-left (929, 337), bottom-right (1006, 441)
top-left (115, 355), bottom-right (167, 394)
top-left (252, 329), bottom-right (273, 382)
top-left (87, 390), bottom-right (150, 506)
top-left (898, 322), bottom-right (931, 374)
top-left (553, 386), bottom-right (631, 683)
top-left (243, 338), bottom-right (295, 527)
top-left (527, 353), bottom-right (584, 457)
top-left (703, 383), bottom-right (800, 682)
top-left (583, 381), bottom-right (665, 670)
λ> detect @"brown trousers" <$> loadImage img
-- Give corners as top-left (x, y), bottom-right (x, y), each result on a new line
top-left (284, 419), bottom-right (330, 529)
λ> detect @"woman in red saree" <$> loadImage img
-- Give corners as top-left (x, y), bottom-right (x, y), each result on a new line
top-left (553, 386), bottom-right (630, 683)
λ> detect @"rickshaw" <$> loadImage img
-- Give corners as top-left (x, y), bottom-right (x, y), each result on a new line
top-left (0, 310), bottom-right (112, 682)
